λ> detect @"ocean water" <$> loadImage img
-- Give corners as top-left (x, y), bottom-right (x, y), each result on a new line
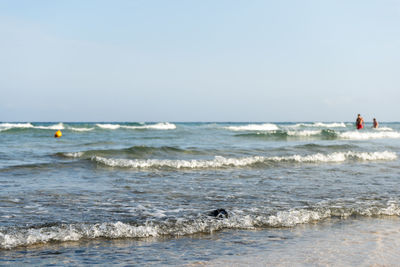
top-left (1, 122), bottom-right (400, 265)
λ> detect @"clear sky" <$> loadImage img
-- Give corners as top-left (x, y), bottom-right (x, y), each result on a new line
top-left (1, 0), bottom-right (399, 122)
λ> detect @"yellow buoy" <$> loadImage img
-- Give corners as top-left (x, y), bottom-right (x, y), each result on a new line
top-left (54, 130), bottom-right (62, 138)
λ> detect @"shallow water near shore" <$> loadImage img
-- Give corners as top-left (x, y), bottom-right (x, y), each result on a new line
top-left (1, 122), bottom-right (400, 265)
top-left (1, 217), bottom-right (399, 266)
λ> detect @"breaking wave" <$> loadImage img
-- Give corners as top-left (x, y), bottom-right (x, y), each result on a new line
top-left (2, 202), bottom-right (400, 249)
top-left (237, 129), bottom-right (400, 140)
top-left (0, 123), bottom-right (64, 131)
top-left (96, 123), bottom-right (121, 130)
top-left (96, 123), bottom-right (176, 130)
top-left (34, 123), bottom-right (64, 130)
top-left (338, 131), bottom-right (400, 140)
top-left (0, 122), bottom-right (64, 131)
top-left (0, 123), bottom-right (34, 131)
top-left (91, 151), bottom-right (397, 169)
top-left (289, 122), bottom-right (346, 128)
top-left (125, 122), bottom-right (176, 130)
top-left (0, 122), bottom-right (176, 132)
top-left (225, 123), bottom-right (279, 131)
top-left (68, 127), bottom-right (95, 132)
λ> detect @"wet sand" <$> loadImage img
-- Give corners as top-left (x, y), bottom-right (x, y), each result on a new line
top-left (208, 217), bottom-right (400, 266)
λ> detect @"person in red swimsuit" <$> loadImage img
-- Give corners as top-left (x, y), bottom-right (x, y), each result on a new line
top-left (356, 114), bottom-right (364, 130)
top-left (373, 118), bottom-right (379, 128)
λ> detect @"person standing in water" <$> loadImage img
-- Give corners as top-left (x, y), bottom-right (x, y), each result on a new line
top-left (373, 118), bottom-right (379, 128)
top-left (356, 114), bottom-right (364, 130)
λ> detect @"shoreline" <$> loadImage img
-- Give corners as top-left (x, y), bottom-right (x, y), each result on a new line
top-left (208, 216), bottom-right (400, 266)
top-left (1, 217), bottom-right (400, 266)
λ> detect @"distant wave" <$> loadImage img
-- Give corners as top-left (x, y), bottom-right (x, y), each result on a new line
top-left (96, 123), bottom-right (121, 129)
top-left (0, 122), bottom-right (176, 131)
top-left (34, 123), bottom-right (65, 130)
top-left (225, 123), bottom-right (279, 131)
top-left (2, 201), bottom-right (400, 249)
top-left (289, 122), bottom-right (346, 128)
top-left (0, 123), bottom-right (34, 130)
top-left (0, 123), bottom-right (64, 131)
top-left (124, 122), bottom-right (176, 130)
top-left (91, 151), bottom-right (397, 169)
top-left (237, 129), bottom-right (400, 140)
top-left (68, 127), bottom-right (95, 132)
top-left (96, 122), bottom-right (176, 130)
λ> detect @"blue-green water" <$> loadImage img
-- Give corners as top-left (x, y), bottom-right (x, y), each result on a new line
top-left (1, 122), bottom-right (400, 265)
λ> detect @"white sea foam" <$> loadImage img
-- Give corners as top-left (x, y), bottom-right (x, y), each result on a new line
top-left (0, 123), bottom-right (34, 129)
top-left (91, 151), bottom-right (397, 169)
top-left (290, 122), bottom-right (346, 128)
top-left (375, 127), bottom-right (393, 131)
top-left (268, 151), bottom-right (397, 163)
top-left (92, 155), bottom-right (264, 169)
top-left (96, 124), bottom-right (121, 130)
top-left (267, 209), bottom-right (331, 227)
top-left (339, 131), bottom-right (400, 140)
top-left (96, 123), bottom-right (176, 130)
top-left (34, 123), bottom-right (64, 130)
top-left (226, 123), bottom-right (279, 131)
top-left (286, 130), bottom-right (322, 136)
top-left (68, 127), bottom-right (95, 132)
top-left (123, 122), bottom-right (176, 130)
top-left (0, 221), bottom-right (160, 249)
top-left (0, 123), bottom-right (65, 131)
top-left (0, 123), bottom-right (34, 132)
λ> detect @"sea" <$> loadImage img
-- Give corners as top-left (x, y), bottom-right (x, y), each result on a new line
top-left (1, 121), bottom-right (400, 266)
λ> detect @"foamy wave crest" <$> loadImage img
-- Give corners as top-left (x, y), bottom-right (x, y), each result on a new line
top-left (290, 122), bottom-right (346, 128)
top-left (3, 202), bottom-right (400, 249)
top-left (286, 130), bottom-right (322, 136)
top-left (91, 151), bottom-right (396, 169)
top-left (0, 123), bottom-right (34, 131)
top-left (268, 151), bottom-right (397, 163)
top-left (68, 127), bottom-right (95, 132)
top-left (96, 124), bottom-right (121, 130)
top-left (35, 123), bottom-right (64, 130)
top-left (0, 123), bottom-right (34, 128)
top-left (123, 122), bottom-right (176, 130)
top-left (0, 222), bottom-right (160, 249)
top-left (0, 213), bottom-right (315, 249)
top-left (96, 123), bottom-right (176, 130)
top-left (339, 131), bottom-right (400, 140)
top-left (92, 155), bottom-right (265, 169)
top-left (265, 202), bottom-right (400, 227)
top-left (0, 123), bottom-right (65, 131)
top-left (225, 123), bottom-right (279, 131)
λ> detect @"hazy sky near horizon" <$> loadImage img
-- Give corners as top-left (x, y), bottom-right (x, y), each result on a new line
top-left (1, 0), bottom-right (399, 122)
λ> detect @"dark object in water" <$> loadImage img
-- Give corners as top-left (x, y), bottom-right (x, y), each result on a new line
top-left (208, 209), bottom-right (228, 219)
